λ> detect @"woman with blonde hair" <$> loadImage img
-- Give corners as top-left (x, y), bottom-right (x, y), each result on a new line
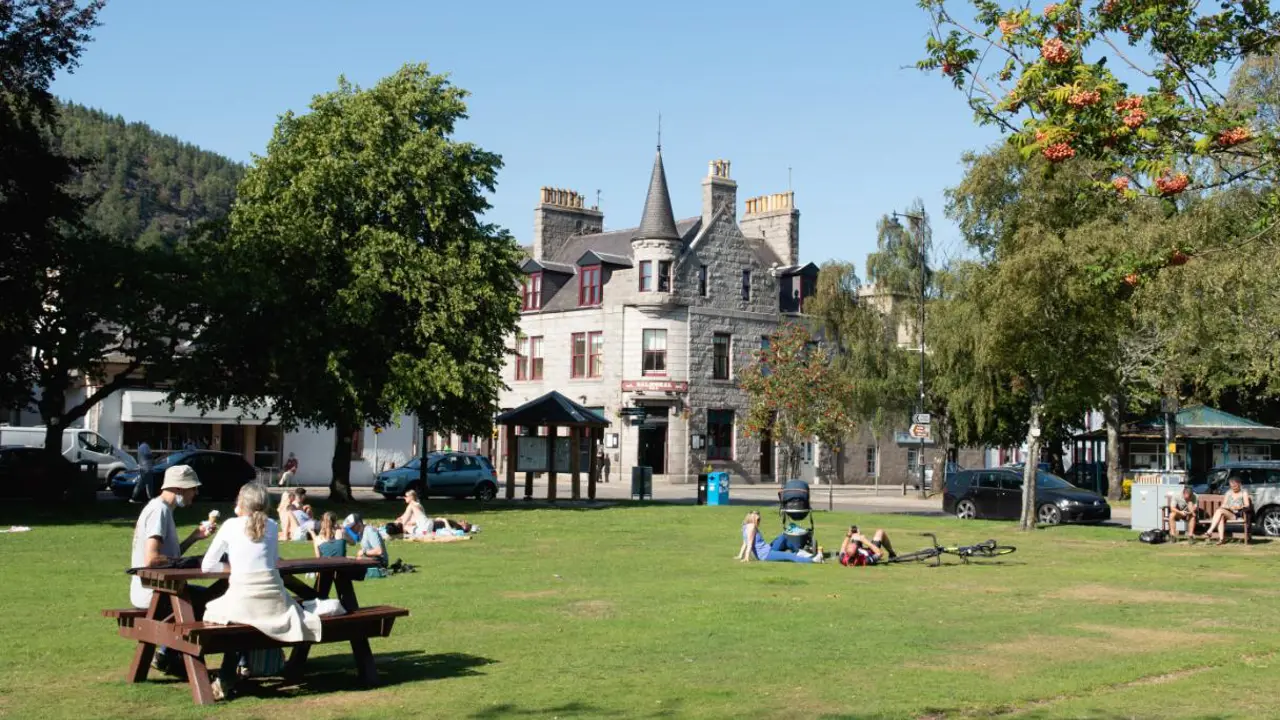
top-left (736, 510), bottom-right (823, 563)
top-left (394, 489), bottom-right (430, 536)
top-left (312, 511), bottom-right (347, 558)
top-left (202, 483), bottom-right (322, 700)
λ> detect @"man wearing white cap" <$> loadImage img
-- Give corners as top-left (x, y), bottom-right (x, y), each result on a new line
top-left (342, 513), bottom-right (388, 579)
top-left (129, 465), bottom-right (216, 676)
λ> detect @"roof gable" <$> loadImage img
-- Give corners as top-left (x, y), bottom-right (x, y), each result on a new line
top-left (496, 391), bottom-right (611, 427)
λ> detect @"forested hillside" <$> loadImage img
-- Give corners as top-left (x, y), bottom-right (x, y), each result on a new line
top-left (55, 102), bottom-right (244, 249)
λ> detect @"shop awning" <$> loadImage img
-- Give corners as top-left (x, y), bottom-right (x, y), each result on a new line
top-left (121, 390), bottom-right (273, 425)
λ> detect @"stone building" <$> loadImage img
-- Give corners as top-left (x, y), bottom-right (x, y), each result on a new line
top-left (498, 149), bottom-right (818, 484)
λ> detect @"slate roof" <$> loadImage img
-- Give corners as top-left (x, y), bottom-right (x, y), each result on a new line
top-left (1075, 405), bottom-right (1280, 441)
top-left (495, 390), bottom-right (611, 428)
top-left (549, 218), bottom-right (701, 267)
top-left (635, 149), bottom-right (681, 242)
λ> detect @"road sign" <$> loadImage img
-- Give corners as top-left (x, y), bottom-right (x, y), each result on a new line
top-left (908, 423), bottom-right (932, 440)
top-left (912, 413), bottom-right (931, 425)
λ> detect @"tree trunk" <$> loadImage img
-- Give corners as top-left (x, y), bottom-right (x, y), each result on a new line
top-left (330, 421), bottom-right (355, 502)
top-left (1020, 394), bottom-right (1043, 531)
top-left (1104, 393), bottom-right (1124, 501)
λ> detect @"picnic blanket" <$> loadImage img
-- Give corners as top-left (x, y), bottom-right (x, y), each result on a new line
top-left (204, 570), bottom-right (322, 643)
top-left (402, 534), bottom-right (472, 544)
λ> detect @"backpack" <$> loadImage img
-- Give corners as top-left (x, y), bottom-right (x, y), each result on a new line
top-left (1138, 529), bottom-right (1168, 544)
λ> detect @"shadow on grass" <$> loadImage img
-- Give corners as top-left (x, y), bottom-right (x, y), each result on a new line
top-left (234, 651), bottom-right (495, 700)
top-left (469, 698), bottom-right (685, 718)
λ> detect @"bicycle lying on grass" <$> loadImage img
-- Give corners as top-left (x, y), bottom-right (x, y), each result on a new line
top-left (886, 533), bottom-right (1017, 567)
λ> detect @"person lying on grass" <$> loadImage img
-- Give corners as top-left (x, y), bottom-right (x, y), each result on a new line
top-left (838, 525), bottom-right (897, 566)
top-left (736, 511), bottom-right (824, 563)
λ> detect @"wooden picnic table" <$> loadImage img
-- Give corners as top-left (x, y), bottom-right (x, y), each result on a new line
top-left (106, 556), bottom-right (408, 705)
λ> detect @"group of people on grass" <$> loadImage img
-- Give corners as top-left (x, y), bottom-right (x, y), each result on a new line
top-left (736, 511), bottom-right (897, 566)
top-left (1166, 476), bottom-right (1253, 544)
top-left (126, 468), bottom-right (456, 701)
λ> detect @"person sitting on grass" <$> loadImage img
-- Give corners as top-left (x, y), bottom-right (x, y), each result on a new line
top-left (394, 489), bottom-right (430, 536)
top-left (343, 513), bottom-right (389, 578)
top-left (1204, 476), bottom-right (1253, 545)
top-left (312, 512), bottom-right (347, 558)
top-left (838, 525), bottom-right (897, 566)
top-left (1167, 486), bottom-right (1201, 541)
top-left (736, 511), bottom-right (824, 563)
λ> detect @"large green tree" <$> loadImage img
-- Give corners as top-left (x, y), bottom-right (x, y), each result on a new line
top-left (179, 64), bottom-right (522, 501)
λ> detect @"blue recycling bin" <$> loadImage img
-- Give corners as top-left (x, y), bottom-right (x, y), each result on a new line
top-left (706, 471), bottom-right (731, 506)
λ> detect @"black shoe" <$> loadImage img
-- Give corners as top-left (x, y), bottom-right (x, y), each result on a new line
top-left (153, 654), bottom-right (189, 681)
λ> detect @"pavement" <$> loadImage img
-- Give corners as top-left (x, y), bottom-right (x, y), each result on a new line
top-left (281, 479), bottom-right (1133, 526)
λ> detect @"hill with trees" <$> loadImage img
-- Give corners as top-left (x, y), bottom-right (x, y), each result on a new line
top-left (55, 102), bottom-right (244, 249)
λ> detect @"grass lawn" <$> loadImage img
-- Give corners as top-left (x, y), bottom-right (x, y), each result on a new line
top-left (1, 496), bottom-right (1278, 719)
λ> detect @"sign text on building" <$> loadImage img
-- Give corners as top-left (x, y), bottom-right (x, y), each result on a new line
top-left (621, 380), bottom-right (690, 393)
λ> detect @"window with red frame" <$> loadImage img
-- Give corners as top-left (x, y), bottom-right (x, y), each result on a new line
top-left (522, 272), bottom-right (542, 311)
top-left (579, 265), bottom-right (601, 306)
top-left (571, 333), bottom-right (587, 378)
top-left (588, 331), bottom-right (603, 377)
top-left (642, 329), bottom-right (666, 375)
top-left (515, 336), bottom-right (529, 380)
top-left (529, 336), bottom-right (544, 380)
top-left (638, 261), bottom-right (653, 292)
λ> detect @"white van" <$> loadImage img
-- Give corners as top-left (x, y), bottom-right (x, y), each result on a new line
top-left (0, 426), bottom-right (138, 484)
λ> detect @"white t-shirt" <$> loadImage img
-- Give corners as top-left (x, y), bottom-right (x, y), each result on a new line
top-left (201, 516), bottom-right (279, 574)
top-left (130, 497), bottom-right (180, 608)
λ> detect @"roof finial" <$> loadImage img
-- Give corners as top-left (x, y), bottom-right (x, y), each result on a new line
top-left (657, 112), bottom-right (662, 151)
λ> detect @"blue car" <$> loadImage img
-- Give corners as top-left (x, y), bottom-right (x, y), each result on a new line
top-left (374, 452), bottom-right (499, 501)
top-left (111, 450), bottom-right (257, 501)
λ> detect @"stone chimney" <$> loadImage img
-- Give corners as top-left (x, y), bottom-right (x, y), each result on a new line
top-left (533, 187), bottom-right (604, 261)
top-left (741, 191), bottom-right (799, 266)
top-left (701, 159), bottom-right (737, 227)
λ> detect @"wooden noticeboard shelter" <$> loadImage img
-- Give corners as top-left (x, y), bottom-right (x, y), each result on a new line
top-left (494, 391), bottom-right (611, 501)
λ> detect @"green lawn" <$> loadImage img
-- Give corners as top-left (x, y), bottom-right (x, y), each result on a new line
top-left (2, 497), bottom-right (1278, 719)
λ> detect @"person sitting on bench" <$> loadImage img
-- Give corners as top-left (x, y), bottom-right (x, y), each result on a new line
top-left (1204, 476), bottom-right (1253, 545)
top-left (1167, 486), bottom-right (1200, 541)
top-left (736, 511), bottom-right (824, 563)
top-left (202, 482), bottom-right (321, 701)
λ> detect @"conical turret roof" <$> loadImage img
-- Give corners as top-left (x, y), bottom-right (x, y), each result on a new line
top-left (635, 149), bottom-right (681, 242)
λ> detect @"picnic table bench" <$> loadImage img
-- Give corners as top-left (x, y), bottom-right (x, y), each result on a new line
top-left (1161, 493), bottom-right (1253, 543)
top-left (104, 556), bottom-right (408, 705)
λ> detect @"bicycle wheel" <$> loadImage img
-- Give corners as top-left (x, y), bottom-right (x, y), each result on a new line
top-left (973, 545), bottom-right (1016, 557)
top-left (887, 548), bottom-right (940, 564)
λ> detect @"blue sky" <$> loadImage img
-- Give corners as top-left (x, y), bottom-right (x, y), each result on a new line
top-left (52, 0), bottom-right (1003, 271)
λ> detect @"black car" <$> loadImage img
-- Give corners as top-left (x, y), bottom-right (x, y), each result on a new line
top-left (0, 445), bottom-right (77, 499)
top-left (113, 450), bottom-right (257, 501)
top-left (943, 467), bottom-right (1111, 525)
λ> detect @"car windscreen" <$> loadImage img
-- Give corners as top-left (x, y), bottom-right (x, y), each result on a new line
top-left (1035, 471), bottom-right (1075, 489)
top-left (403, 457), bottom-right (422, 470)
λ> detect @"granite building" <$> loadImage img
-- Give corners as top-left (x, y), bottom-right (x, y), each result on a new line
top-left (498, 149), bottom-right (817, 484)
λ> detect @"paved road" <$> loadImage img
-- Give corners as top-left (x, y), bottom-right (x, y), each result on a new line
top-left (272, 479), bottom-right (1131, 526)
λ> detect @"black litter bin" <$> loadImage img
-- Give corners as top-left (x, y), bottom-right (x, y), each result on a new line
top-left (631, 466), bottom-right (653, 500)
top-left (696, 473), bottom-right (708, 505)
top-left (71, 460), bottom-right (98, 502)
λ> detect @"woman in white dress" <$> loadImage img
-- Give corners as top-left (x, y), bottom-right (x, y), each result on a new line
top-left (201, 482), bottom-right (321, 700)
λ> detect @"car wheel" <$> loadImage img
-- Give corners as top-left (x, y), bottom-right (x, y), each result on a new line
top-left (475, 482), bottom-right (497, 502)
top-left (1037, 504), bottom-right (1062, 526)
top-left (105, 468), bottom-right (120, 490)
top-left (1259, 507), bottom-right (1280, 537)
top-left (955, 499), bottom-right (977, 520)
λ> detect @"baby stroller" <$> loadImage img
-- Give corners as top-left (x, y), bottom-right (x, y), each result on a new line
top-left (777, 480), bottom-right (816, 554)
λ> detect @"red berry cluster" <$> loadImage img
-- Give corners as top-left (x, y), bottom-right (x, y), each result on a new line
top-left (1114, 95), bottom-right (1143, 112)
top-left (1043, 3), bottom-right (1059, 15)
top-left (1123, 273), bottom-right (1140, 287)
top-left (1155, 173), bottom-right (1189, 196)
top-left (1042, 142), bottom-right (1075, 162)
top-left (1101, 0), bottom-right (1118, 13)
top-left (1216, 126), bottom-right (1251, 147)
top-left (1041, 38), bottom-right (1070, 64)
top-left (1112, 176), bottom-right (1130, 192)
top-left (1122, 108), bottom-right (1148, 129)
top-left (1169, 250), bottom-right (1189, 266)
top-left (1067, 89), bottom-right (1100, 108)
top-left (998, 17), bottom-right (1021, 36)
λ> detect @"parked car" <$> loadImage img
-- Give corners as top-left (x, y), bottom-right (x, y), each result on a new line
top-left (0, 445), bottom-right (78, 499)
top-left (111, 450), bottom-right (257, 501)
top-left (943, 467), bottom-right (1111, 525)
top-left (1200, 461), bottom-right (1280, 537)
top-left (373, 452), bottom-right (498, 501)
top-left (0, 426), bottom-right (137, 487)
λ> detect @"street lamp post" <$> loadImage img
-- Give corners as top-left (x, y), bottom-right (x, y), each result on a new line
top-left (893, 210), bottom-right (929, 500)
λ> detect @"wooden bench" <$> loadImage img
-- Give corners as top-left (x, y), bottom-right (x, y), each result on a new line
top-left (1161, 493), bottom-right (1252, 543)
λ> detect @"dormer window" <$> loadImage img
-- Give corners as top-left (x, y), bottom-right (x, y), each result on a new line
top-left (639, 261), bottom-right (653, 292)
top-left (522, 272), bottom-right (542, 311)
top-left (579, 265), bottom-right (602, 306)
top-left (658, 260), bottom-right (672, 292)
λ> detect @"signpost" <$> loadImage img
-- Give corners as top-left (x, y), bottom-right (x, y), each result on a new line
top-left (908, 423), bottom-right (932, 441)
